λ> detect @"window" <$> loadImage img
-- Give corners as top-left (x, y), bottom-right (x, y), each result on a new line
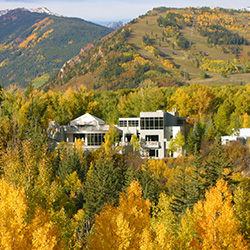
top-left (87, 133), bottom-right (105, 146)
top-left (125, 134), bottom-right (132, 142)
top-left (119, 120), bottom-right (127, 127)
top-left (177, 119), bottom-right (184, 125)
top-left (140, 117), bottom-right (164, 130)
top-left (128, 120), bottom-right (139, 127)
top-left (146, 135), bottom-right (159, 141)
top-left (73, 134), bottom-right (85, 141)
top-left (149, 150), bottom-right (156, 157)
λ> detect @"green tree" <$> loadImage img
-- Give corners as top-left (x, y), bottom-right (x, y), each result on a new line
top-left (202, 141), bottom-right (235, 191)
top-left (131, 134), bottom-right (140, 151)
top-left (83, 152), bottom-right (126, 225)
top-left (186, 122), bottom-right (202, 155)
top-left (170, 165), bottom-right (190, 215)
top-left (168, 131), bottom-right (185, 156)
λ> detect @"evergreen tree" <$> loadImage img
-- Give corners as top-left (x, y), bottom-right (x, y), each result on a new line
top-left (83, 152), bottom-right (126, 225)
top-left (204, 118), bottom-right (216, 142)
top-left (170, 165), bottom-right (189, 215)
top-left (186, 122), bottom-right (202, 155)
top-left (186, 150), bottom-right (205, 209)
top-left (201, 141), bottom-right (235, 191)
top-left (124, 164), bottom-right (160, 205)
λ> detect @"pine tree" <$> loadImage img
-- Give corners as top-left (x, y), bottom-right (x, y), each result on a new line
top-left (204, 118), bottom-right (216, 142)
top-left (124, 164), bottom-right (160, 205)
top-left (186, 122), bottom-right (202, 155)
top-left (202, 141), bottom-right (235, 191)
top-left (170, 165), bottom-right (189, 215)
top-left (83, 152), bottom-right (125, 225)
top-left (186, 150), bottom-right (205, 209)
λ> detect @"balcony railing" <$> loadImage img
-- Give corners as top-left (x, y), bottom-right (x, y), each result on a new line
top-left (142, 140), bottom-right (160, 148)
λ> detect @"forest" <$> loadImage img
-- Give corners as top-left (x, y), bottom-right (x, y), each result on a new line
top-left (1, 81), bottom-right (250, 249)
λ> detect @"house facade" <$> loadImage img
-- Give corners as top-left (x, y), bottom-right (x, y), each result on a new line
top-left (48, 110), bottom-right (188, 158)
top-left (221, 128), bottom-right (250, 145)
top-left (48, 113), bottom-right (121, 152)
top-left (119, 110), bottom-right (187, 158)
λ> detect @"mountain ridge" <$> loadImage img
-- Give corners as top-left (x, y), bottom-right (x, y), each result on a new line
top-left (0, 8), bottom-right (112, 88)
top-left (45, 7), bottom-right (250, 91)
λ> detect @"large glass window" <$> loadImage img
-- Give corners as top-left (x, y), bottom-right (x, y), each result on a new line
top-left (128, 120), bottom-right (139, 127)
top-left (87, 133), bottom-right (105, 146)
top-left (73, 134), bottom-right (85, 141)
top-left (119, 120), bottom-right (127, 127)
top-left (146, 135), bottom-right (159, 141)
top-left (149, 150), bottom-right (159, 157)
top-left (140, 117), bottom-right (164, 130)
top-left (177, 119), bottom-right (184, 125)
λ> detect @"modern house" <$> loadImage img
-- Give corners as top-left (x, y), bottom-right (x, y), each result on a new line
top-left (221, 128), bottom-right (250, 145)
top-left (48, 110), bottom-right (188, 158)
top-left (48, 113), bottom-right (121, 152)
top-left (119, 110), bottom-right (187, 158)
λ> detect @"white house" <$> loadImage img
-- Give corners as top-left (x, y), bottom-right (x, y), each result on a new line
top-left (48, 110), bottom-right (188, 159)
top-left (119, 110), bottom-right (187, 158)
top-left (221, 128), bottom-right (250, 145)
top-left (48, 113), bottom-right (121, 152)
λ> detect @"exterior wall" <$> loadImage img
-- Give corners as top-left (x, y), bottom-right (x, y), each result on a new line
top-left (118, 117), bottom-right (140, 145)
top-left (49, 111), bottom-right (187, 159)
top-left (221, 128), bottom-right (250, 145)
top-left (239, 128), bottom-right (250, 137)
top-left (140, 129), bottom-right (165, 159)
top-left (165, 111), bottom-right (178, 126)
top-left (139, 111), bottom-right (165, 158)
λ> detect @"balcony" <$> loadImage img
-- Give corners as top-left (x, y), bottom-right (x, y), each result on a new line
top-left (144, 141), bottom-right (160, 148)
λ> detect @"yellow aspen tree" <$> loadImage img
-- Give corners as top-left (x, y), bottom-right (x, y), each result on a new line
top-left (147, 159), bottom-right (167, 179)
top-left (0, 178), bottom-right (30, 250)
top-left (64, 171), bottom-right (82, 198)
top-left (241, 113), bottom-right (250, 128)
top-left (102, 124), bottom-right (120, 155)
top-left (151, 193), bottom-right (177, 250)
top-left (88, 180), bottom-right (151, 250)
top-left (191, 179), bottom-right (249, 250)
top-left (30, 207), bottom-right (63, 250)
top-left (177, 209), bottom-right (196, 250)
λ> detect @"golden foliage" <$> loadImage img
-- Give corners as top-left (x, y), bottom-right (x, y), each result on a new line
top-left (147, 159), bottom-right (167, 179)
top-left (18, 33), bottom-right (38, 48)
top-left (191, 179), bottom-right (249, 249)
top-left (0, 178), bottom-right (29, 249)
top-left (0, 178), bottom-right (63, 249)
top-left (37, 29), bottom-right (54, 43)
top-left (88, 180), bottom-right (151, 250)
top-left (200, 58), bottom-right (238, 73)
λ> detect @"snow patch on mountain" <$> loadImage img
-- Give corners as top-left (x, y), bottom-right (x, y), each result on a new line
top-left (29, 7), bottom-right (60, 16)
top-left (106, 21), bottom-right (126, 30)
top-left (0, 9), bottom-right (10, 17)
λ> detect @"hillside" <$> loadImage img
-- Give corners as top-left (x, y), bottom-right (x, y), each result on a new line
top-left (46, 7), bottom-right (250, 91)
top-left (0, 8), bottom-right (112, 89)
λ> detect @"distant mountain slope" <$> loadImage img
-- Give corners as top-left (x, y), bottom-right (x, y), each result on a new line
top-left (0, 8), bottom-right (112, 88)
top-left (46, 7), bottom-right (250, 91)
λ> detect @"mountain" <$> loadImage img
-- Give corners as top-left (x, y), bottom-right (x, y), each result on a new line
top-left (0, 9), bottom-right (10, 17)
top-left (0, 8), bottom-right (112, 89)
top-left (106, 21), bottom-right (126, 30)
top-left (29, 7), bottom-right (60, 16)
top-left (45, 7), bottom-right (250, 91)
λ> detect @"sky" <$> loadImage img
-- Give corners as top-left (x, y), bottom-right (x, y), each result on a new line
top-left (1, 0), bottom-right (250, 25)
